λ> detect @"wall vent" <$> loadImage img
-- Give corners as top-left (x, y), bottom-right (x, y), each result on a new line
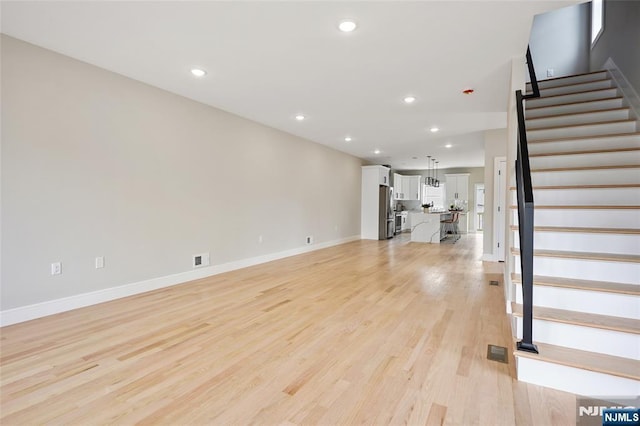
top-left (192, 253), bottom-right (210, 268)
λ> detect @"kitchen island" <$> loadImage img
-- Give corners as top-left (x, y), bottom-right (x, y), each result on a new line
top-left (409, 212), bottom-right (443, 243)
top-left (410, 211), bottom-right (466, 243)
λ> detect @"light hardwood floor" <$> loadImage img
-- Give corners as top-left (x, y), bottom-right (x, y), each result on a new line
top-left (0, 234), bottom-right (577, 424)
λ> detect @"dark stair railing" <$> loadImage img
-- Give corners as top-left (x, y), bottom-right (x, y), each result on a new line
top-left (516, 47), bottom-right (539, 354)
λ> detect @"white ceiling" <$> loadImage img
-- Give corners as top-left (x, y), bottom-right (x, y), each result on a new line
top-left (1, 1), bottom-right (579, 170)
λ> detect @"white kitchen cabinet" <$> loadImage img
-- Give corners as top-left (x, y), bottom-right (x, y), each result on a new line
top-left (445, 174), bottom-right (470, 234)
top-left (361, 165), bottom-right (391, 240)
top-left (379, 167), bottom-right (390, 186)
top-left (401, 211), bottom-right (410, 231)
top-left (445, 174), bottom-right (469, 204)
top-left (393, 173), bottom-right (403, 199)
top-left (405, 176), bottom-right (421, 201)
top-left (393, 174), bottom-right (420, 200)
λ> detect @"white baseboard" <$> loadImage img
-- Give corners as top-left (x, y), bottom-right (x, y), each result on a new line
top-left (602, 58), bottom-right (640, 119)
top-left (481, 253), bottom-right (496, 262)
top-left (0, 235), bottom-right (360, 327)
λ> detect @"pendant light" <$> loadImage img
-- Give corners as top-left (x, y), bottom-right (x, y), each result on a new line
top-left (435, 161), bottom-right (440, 187)
top-left (426, 156), bottom-right (432, 186)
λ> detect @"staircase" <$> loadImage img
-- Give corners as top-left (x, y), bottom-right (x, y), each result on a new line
top-left (511, 70), bottom-right (640, 397)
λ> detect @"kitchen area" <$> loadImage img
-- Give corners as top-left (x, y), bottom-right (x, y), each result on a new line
top-left (361, 165), bottom-right (479, 243)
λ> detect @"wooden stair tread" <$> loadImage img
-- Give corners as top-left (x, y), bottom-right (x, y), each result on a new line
top-left (526, 107), bottom-right (629, 122)
top-left (524, 87), bottom-right (618, 102)
top-left (510, 225), bottom-right (640, 235)
top-left (513, 341), bottom-right (640, 381)
top-left (509, 184), bottom-right (640, 190)
top-left (528, 132), bottom-right (640, 145)
top-left (531, 164), bottom-right (640, 172)
top-left (525, 96), bottom-right (623, 112)
top-left (509, 204), bottom-right (640, 210)
top-left (527, 118), bottom-right (637, 132)
top-left (527, 70), bottom-right (607, 85)
top-left (530, 147), bottom-right (640, 157)
top-left (511, 273), bottom-right (640, 296)
top-left (511, 302), bottom-right (640, 335)
top-left (510, 247), bottom-right (640, 263)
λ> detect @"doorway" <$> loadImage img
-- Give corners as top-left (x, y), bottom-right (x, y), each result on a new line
top-left (474, 183), bottom-right (485, 231)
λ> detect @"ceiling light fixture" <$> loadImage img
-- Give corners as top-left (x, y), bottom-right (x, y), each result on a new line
top-left (339, 20), bottom-right (357, 32)
top-left (404, 96), bottom-right (416, 104)
top-left (190, 68), bottom-right (207, 77)
top-left (344, 136), bottom-right (352, 142)
top-left (373, 149), bottom-right (381, 155)
top-left (445, 144), bottom-right (452, 148)
top-left (295, 114), bottom-right (306, 121)
top-left (430, 127), bottom-right (440, 133)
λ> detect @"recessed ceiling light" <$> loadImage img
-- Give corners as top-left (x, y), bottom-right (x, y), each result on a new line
top-left (295, 114), bottom-right (306, 121)
top-left (404, 96), bottom-right (416, 104)
top-left (190, 68), bottom-right (207, 77)
top-left (430, 127), bottom-right (440, 133)
top-left (445, 144), bottom-right (452, 148)
top-left (339, 20), bottom-right (357, 32)
top-left (344, 136), bottom-right (352, 142)
top-left (373, 149), bottom-right (381, 155)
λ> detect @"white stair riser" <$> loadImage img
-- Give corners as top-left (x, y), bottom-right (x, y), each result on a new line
top-left (527, 121), bottom-right (638, 141)
top-left (531, 169), bottom-right (640, 186)
top-left (526, 98), bottom-right (625, 119)
top-left (513, 255), bottom-right (640, 285)
top-left (514, 284), bottom-right (640, 319)
top-left (528, 135), bottom-right (640, 158)
top-left (535, 80), bottom-right (613, 97)
top-left (514, 317), bottom-right (640, 359)
top-left (525, 88), bottom-right (619, 108)
top-left (514, 231), bottom-right (640, 256)
top-left (516, 357), bottom-right (640, 396)
top-left (526, 109), bottom-right (630, 130)
top-left (527, 72), bottom-right (608, 90)
top-left (511, 187), bottom-right (640, 205)
top-left (530, 150), bottom-right (640, 168)
top-left (520, 209), bottom-right (640, 228)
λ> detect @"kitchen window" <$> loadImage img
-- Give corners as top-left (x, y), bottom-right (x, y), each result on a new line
top-left (423, 183), bottom-right (445, 208)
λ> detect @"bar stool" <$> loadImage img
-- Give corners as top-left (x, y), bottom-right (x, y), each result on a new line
top-left (440, 212), bottom-right (460, 241)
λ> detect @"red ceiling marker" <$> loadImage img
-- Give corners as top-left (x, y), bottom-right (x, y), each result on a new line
top-left (463, 89), bottom-right (474, 95)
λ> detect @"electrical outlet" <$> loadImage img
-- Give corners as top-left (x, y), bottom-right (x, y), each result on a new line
top-left (192, 253), bottom-right (210, 268)
top-left (546, 68), bottom-right (554, 77)
top-left (51, 262), bottom-right (62, 275)
top-left (95, 256), bottom-right (105, 269)
top-left (306, 236), bottom-right (314, 245)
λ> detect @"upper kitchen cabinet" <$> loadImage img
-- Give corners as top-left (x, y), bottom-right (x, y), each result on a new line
top-left (393, 174), bottom-right (420, 200)
top-left (378, 166), bottom-right (390, 186)
top-left (445, 174), bottom-right (469, 202)
top-left (393, 173), bottom-right (403, 199)
top-left (405, 176), bottom-right (421, 201)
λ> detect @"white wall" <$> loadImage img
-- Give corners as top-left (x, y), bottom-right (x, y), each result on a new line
top-left (529, 2), bottom-right (590, 80)
top-left (482, 129), bottom-right (508, 257)
top-left (590, 0), bottom-right (640, 93)
top-left (1, 35), bottom-right (363, 312)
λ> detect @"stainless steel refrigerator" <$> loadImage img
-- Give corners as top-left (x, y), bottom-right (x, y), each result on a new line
top-left (378, 186), bottom-right (394, 239)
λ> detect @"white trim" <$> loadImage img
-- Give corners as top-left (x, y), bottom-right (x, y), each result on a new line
top-left (602, 57), bottom-right (640, 120)
top-left (481, 253), bottom-right (496, 262)
top-left (0, 235), bottom-right (360, 327)
top-left (493, 157), bottom-right (507, 262)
